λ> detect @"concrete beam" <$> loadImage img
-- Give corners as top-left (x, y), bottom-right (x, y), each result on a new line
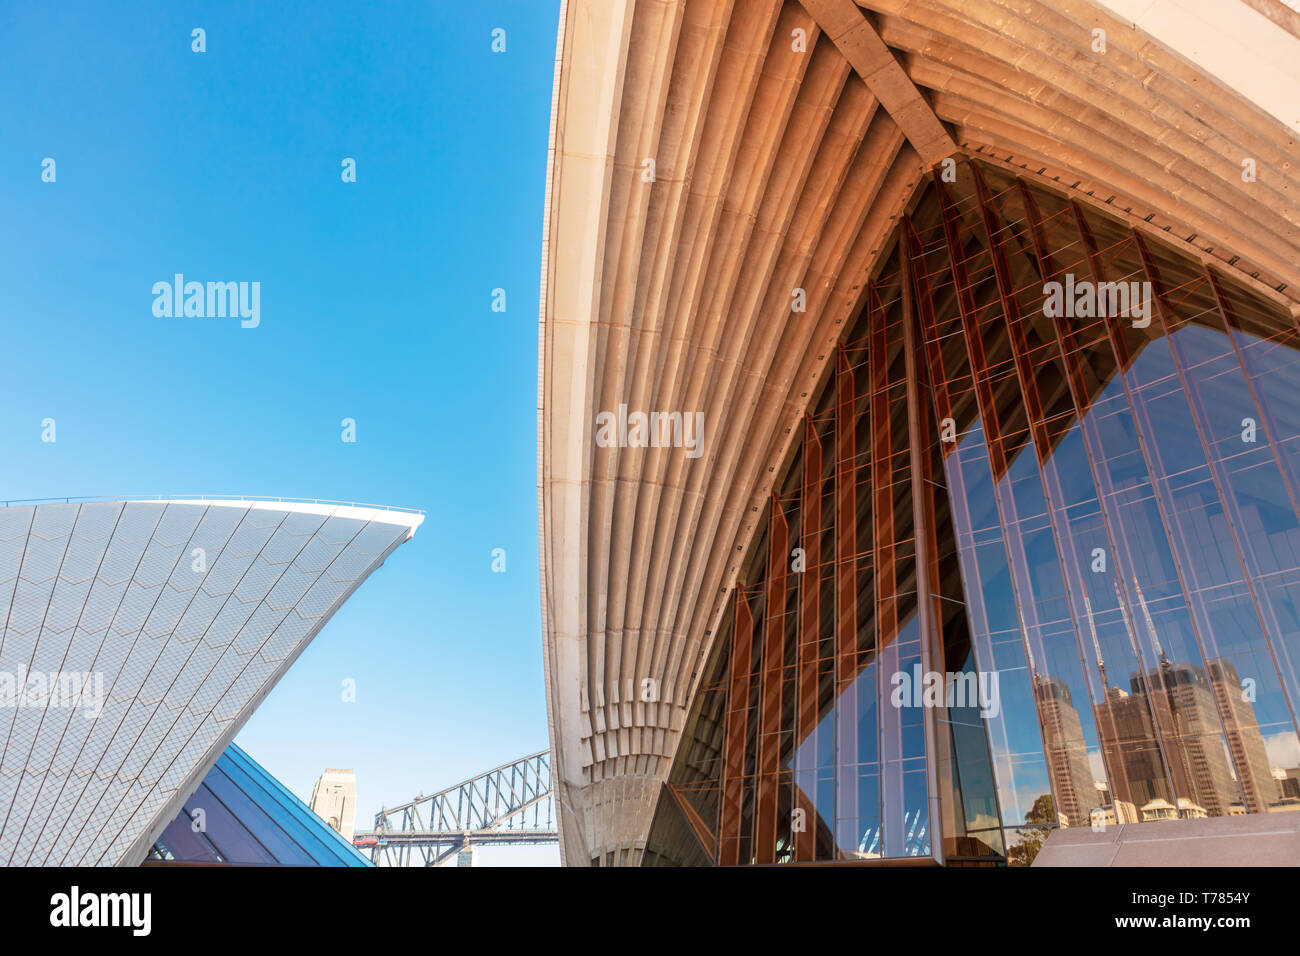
top-left (799, 0), bottom-right (955, 164)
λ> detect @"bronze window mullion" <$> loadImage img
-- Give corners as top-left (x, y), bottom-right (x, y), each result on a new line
top-left (834, 348), bottom-right (860, 858)
top-left (756, 495), bottom-right (787, 863)
top-left (720, 590), bottom-right (753, 865)
top-left (901, 228), bottom-right (946, 865)
top-left (869, 287), bottom-right (900, 857)
top-left (796, 416), bottom-right (822, 863)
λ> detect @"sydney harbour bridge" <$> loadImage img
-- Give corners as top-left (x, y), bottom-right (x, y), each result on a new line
top-left (352, 750), bottom-right (557, 866)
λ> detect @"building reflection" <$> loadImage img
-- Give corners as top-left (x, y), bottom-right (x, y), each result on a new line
top-left (1092, 656), bottom-right (1282, 822)
top-left (1031, 674), bottom-right (1099, 828)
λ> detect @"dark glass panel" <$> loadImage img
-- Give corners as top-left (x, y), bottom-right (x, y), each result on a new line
top-left (148, 745), bottom-right (371, 866)
top-left (218, 746), bottom-right (363, 865)
top-left (178, 779), bottom-right (280, 865)
top-left (148, 784), bottom-right (226, 863)
top-left (198, 765), bottom-right (318, 865)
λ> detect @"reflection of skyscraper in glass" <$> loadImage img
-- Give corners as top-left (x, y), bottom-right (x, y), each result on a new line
top-left (1094, 685), bottom-right (1169, 820)
top-left (1204, 658), bottom-right (1279, 813)
top-left (1137, 662), bottom-right (1241, 818)
top-left (1031, 675), bottom-right (1099, 828)
top-left (1100, 586), bottom-right (1265, 818)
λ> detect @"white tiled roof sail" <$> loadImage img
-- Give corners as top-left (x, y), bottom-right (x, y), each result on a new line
top-left (0, 499), bottom-right (420, 866)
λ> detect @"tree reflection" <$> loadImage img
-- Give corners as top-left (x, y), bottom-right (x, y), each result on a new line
top-left (1007, 794), bottom-right (1055, 866)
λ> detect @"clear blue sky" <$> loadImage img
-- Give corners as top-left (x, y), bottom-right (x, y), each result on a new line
top-left (0, 0), bottom-right (561, 863)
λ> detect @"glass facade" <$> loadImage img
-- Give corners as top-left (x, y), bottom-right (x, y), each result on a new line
top-left (643, 160), bottom-right (1300, 866)
top-left (145, 744), bottom-right (371, 866)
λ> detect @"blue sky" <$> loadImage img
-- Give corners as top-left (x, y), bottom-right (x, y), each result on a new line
top-left (0, 0), bottom-right (561, 863)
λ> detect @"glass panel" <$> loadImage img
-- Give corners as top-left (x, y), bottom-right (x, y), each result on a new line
top-left (643, 158), bottom-right (1300, 866)
top-left (148, 745), bottom-right (371, 866)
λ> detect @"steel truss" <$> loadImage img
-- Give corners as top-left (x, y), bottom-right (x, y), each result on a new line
top-left (356, 751), bottom-right (555, 866)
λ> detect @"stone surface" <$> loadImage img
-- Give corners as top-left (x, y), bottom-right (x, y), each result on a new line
top-left (1034, 814), bottom-right (1300, 867)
